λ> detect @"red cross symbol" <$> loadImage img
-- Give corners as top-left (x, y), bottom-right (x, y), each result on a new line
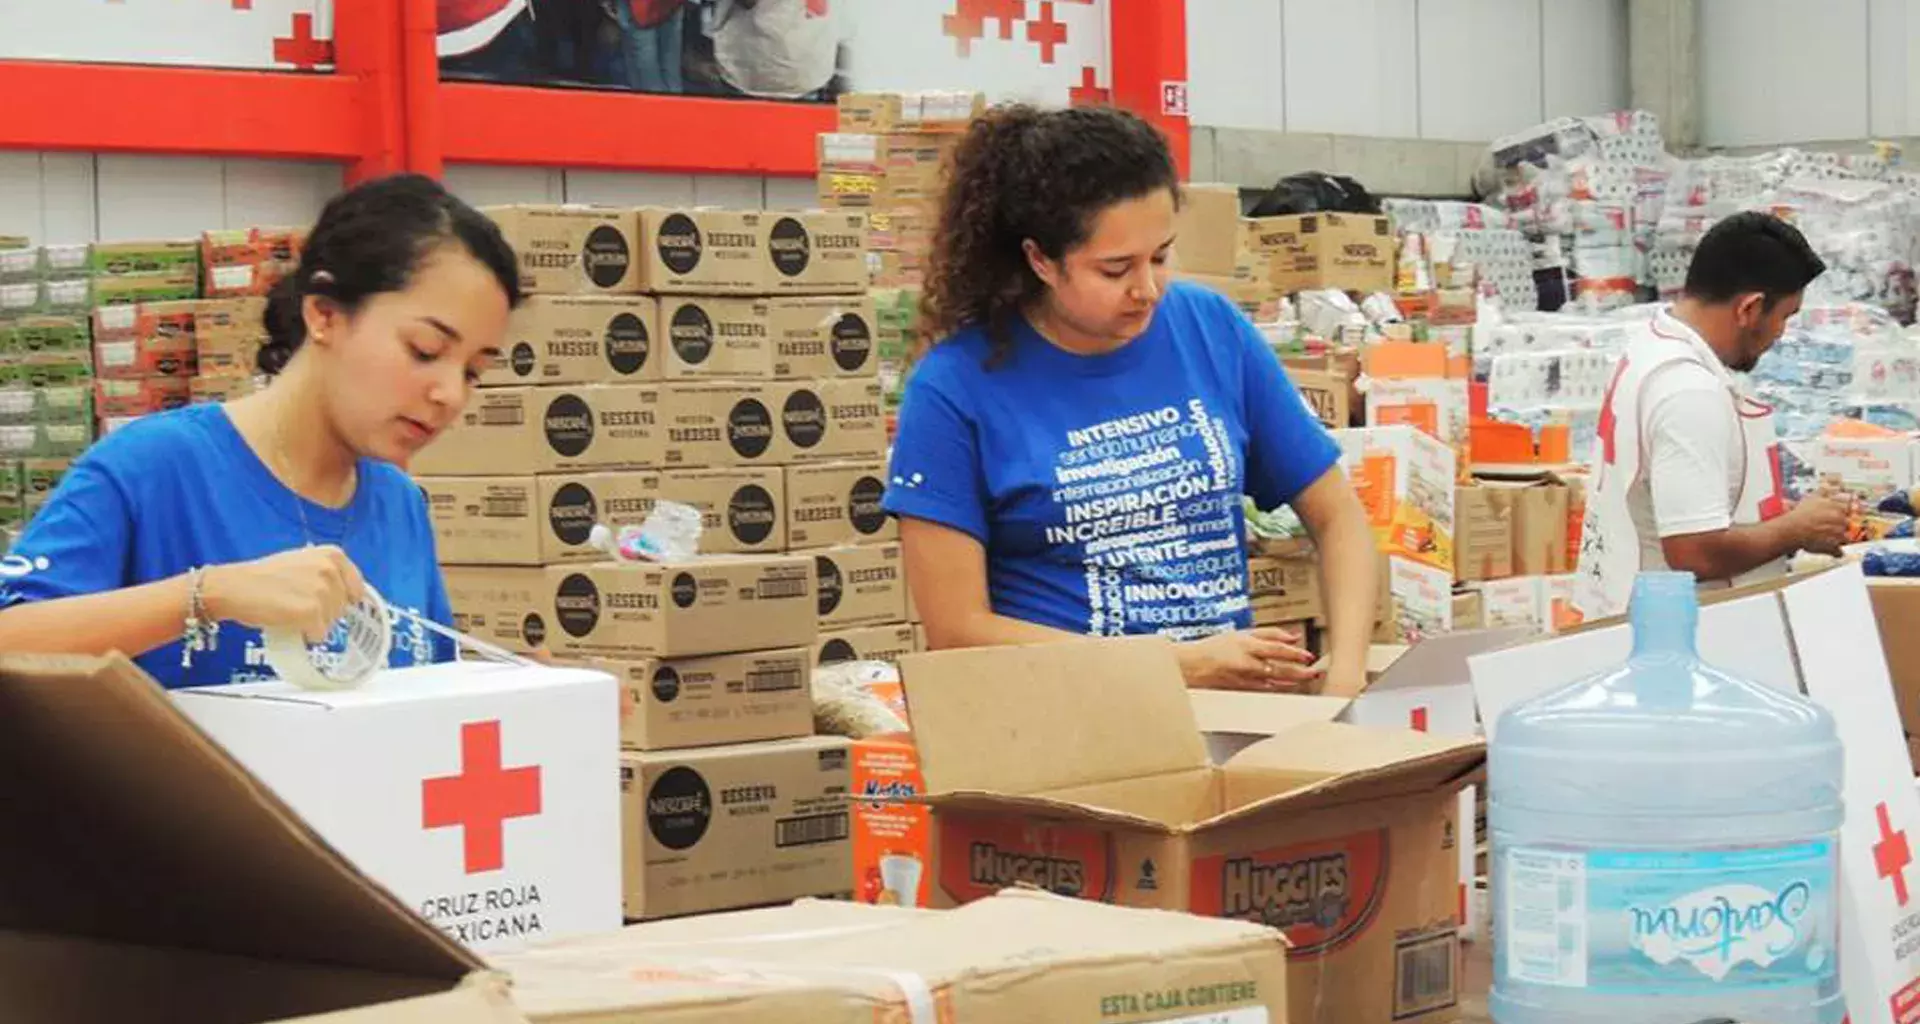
top-left (422, 720), bottom-right (543, 875)
top-left (943, 0), bottom-right (1024, 56)
top-left (1070, 65), bottom-right (1110, 107)
top-left (273, 13), bottom-right (334, 71)
top-left (1409, 707), bottom-right (1430, 733)
top-left (1595, 356), bottom-right (1630, 466)
top-left (1026, 1), bottom-right (1067, 63)
top-left (1876, 801), bottom-right (1912, 907)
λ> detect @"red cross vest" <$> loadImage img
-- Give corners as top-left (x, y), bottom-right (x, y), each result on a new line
top-left (1571, 309), bottom-right (1788, 621)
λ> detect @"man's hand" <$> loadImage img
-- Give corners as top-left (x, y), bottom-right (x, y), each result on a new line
top-left (1783, 493), bottom-right (1852, 555)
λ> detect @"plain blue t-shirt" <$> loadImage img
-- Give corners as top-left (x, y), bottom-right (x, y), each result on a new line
top-left (883, 281), bottom-right (1340, 640)
top-left (0, 403), bottom-right (454, 689)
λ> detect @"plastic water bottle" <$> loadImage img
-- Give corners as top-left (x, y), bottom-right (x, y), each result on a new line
top-left (1488, 571), bottom-right (1845, 1024)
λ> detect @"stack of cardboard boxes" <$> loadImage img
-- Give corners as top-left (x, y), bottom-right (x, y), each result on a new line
top-left (1174, 183), bottom-right (1394, 324)
top-left (0, 242), bottom-right (95, 537)
top-left (817, 91), bottom-right (980, 419)
top-left (416, 199), bottom-right (917, 921)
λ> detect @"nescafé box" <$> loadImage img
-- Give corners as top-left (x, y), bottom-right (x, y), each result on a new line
top-left (896, 637), bottom-right (1482, 1024)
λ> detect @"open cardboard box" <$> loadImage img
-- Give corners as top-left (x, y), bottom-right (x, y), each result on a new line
top-left (1467, 564), bottom-right (1920, 1022)
top-left (1191, 626), bottom-right (1533, 945)
top-left (0, 653), bottom-right (526, 1023)
top-left (898, 636), bottom-right (1484, 1024)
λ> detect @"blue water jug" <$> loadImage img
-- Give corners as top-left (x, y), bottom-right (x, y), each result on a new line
top-left (1489, 571), bottom-right (1845, 1023)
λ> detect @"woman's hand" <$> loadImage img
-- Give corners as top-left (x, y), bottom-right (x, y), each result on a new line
top-left (1177, 627), bottom-right (1322, 692)
top-left (204, 544), bottom-right (366, 643)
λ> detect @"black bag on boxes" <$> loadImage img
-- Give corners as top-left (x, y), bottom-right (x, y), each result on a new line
top-left (1246, 171), bottom-right (1380, 217)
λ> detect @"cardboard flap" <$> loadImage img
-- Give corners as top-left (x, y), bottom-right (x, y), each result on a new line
top-left (898, 638), bottom-right (1207, 797)
top-left (918, 791), bottom-right (1178, 834)
top-left (1211, 722), bottom-right (1485, 825)
top-left (0, 654), bottom-right (480, 981)
top-left (1365, 626), bottom-right (1537, 693)
top-left (1187, 691), bottom-right (1350, 736)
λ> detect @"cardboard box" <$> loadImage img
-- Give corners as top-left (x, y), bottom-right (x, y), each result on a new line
top-left (587, 648), bottom-right (814, 751)
top-left (499, 888), bottom-right (1288, 1022)
top-left (1287, 360), bottom-right (1358, 428)
top-left (1473, 576), bottom-right (1553, 633)
top-left (763, 211), bottom-right (869, 296)
top-left (1175, 264), bottom-right (1282, 323)
top-left (1335, 425), bottom-right (1457, 574)
top-left (619, 736), bottom-right (852, 920)
top-left (812, 543), bottom-right (908, 630)
top-left (1486, 478), bottom-right (1571, 576)
top-left (1245, 212), bottom-right (1394, 295)
top-left (836, 89), bottom-right (985, 133)
top-left (785, 460), bottom-right (895, 549)
top-left (421, 476), bottom-right (541, 566)
top-left (1367, 374), bottom-right (1471, 483)
top-left (548, 554), bottom-right (816, 659)
top-left (1175, 183), bottom-right (1247, 277)
top-left (0, 383), bottom-right (89, 427)
top-left (409, 385), bottom-right (663, 476)
top-left (536, 467), bottom-right (785, 563)
top-left (1453, 486), bottom-right (1514, 582)
top-left (485, 295), bottom-right (660, 387)
top-left (1387, 555), bottom-right (1455, 644)
top-left (640, 207), bottom-right (767, 295)
top-left (1247, 549), bottom-right (1322, 625)
top-left (0, 653), bottom-right (533, 1023)
top-left (191, 372), bottom-right (257, 404)
top-left (93, 376), bottom-right (192, 419)
top-left (817, 622), bottom-right (917, 666)
top-left (658, 296), bottom-right (775, 379)
top-left (658, 382), bottom-right (782, 468)
top-left (769, 294), bottom-right (879, 379)
top-left (175, 663), bottom-right (622, 953)
top-left (485, 205), bottom-right (642, 295)
top-left (92, 271), bottom-right (198, 306)
top-left (90, 302), bottom-right (200, 379)
top-left (443, 566), bottom-right (553, 653)
top-left (1452, 590), bottom-right (1485, 631)
top-left (196, 333), bottom-right (263, 377)
top-left (1810, 436), bottom-right (1917, 499)
top-left (5, 314), bottom-right (90, 356)
top-left (773, 378), bottom-right (888, 464)
top-left (898, 638), bottom-right (1482, 1024)
top-left (1471, 565), bottom-right (1920, 1020)
top-left (90, 239), bottom-right (199, 277)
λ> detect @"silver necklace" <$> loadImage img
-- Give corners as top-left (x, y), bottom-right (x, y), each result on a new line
top-left (274, 417), bottom-right (359, 547)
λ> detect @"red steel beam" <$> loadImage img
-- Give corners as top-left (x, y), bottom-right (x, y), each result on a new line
top-left (1109, 0), bottom-right (1191, 179)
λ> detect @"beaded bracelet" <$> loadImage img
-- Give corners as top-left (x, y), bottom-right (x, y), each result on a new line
top-left (181, 567), bottom-right (220, 668)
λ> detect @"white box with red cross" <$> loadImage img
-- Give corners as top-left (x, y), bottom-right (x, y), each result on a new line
top-left (174, 661), bottom-right (622, 954)
top-left (1470, 564), bottom-right (1920, 1024)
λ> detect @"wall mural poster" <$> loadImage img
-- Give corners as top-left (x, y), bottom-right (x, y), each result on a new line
top-left (436, 0), bottom-right (1110, 109)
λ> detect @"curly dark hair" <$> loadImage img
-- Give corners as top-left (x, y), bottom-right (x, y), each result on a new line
top-left (922, 104), bottom-right (1180, 361)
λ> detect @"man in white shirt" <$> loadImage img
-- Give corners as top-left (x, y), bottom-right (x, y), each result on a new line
top-left (1574, 212), bottom-right (1851, 619)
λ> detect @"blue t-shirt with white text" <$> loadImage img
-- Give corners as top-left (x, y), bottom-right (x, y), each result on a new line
top-left (882, 282), bottom-right (1340, 639)
top-left (0, 403), bottom-right (454, 689)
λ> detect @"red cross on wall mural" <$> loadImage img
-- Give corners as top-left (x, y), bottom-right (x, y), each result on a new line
top-left (941, 0), bottom-right (1096, 63)
top-left (274, 12), bottom-right (332, 70)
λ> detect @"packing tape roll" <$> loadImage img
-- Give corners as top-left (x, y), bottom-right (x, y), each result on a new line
top-left (261, 584), bottom-right (394, 691)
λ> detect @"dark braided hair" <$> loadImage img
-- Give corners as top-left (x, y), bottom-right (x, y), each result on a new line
top-left (922, 103), bottom-right (1180, 364)
top-left (260, 173), bottom-right (520, 376)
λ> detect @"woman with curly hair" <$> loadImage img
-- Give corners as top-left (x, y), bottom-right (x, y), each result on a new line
top-left (882, 104), bottom-right (1378, 696)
